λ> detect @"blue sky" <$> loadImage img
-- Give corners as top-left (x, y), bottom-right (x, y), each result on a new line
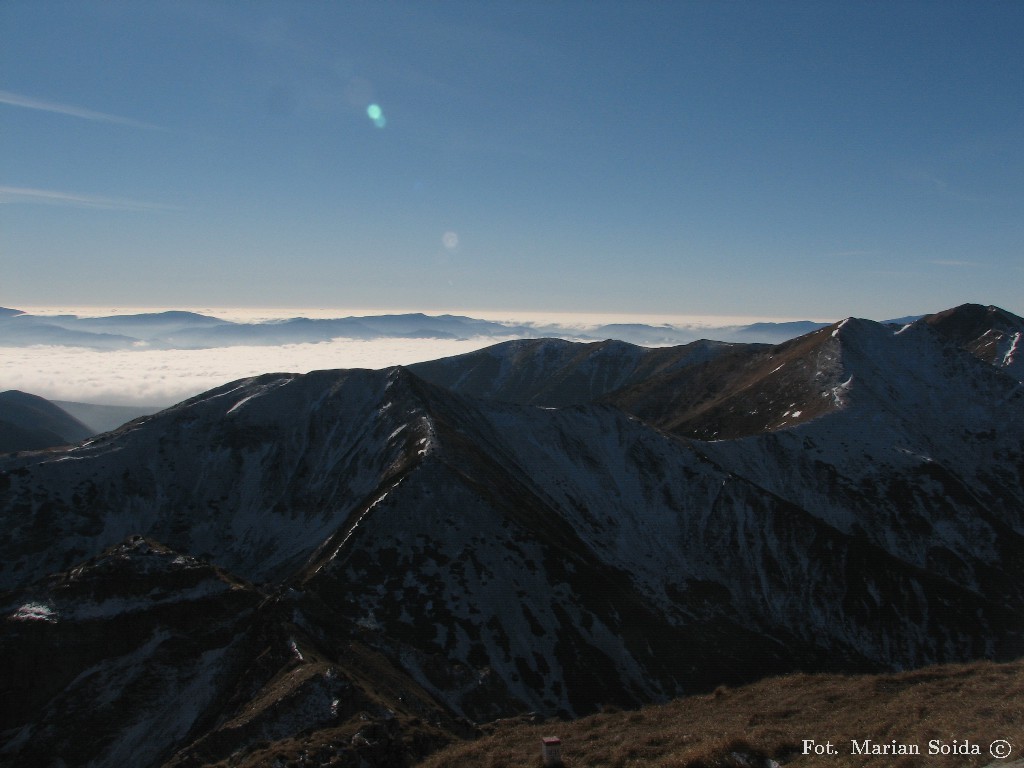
top-left (2, 1), bottom-right (1023, 319)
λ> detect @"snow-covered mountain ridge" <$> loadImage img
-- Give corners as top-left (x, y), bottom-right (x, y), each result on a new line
top-left (1, 303), bottom-right (1021, 767)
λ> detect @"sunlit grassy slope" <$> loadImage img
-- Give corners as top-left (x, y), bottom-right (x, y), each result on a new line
top-left (417, 659), bottom-right (1022, 768)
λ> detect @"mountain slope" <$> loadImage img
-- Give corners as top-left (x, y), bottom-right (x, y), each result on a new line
top-left (3, 344), bottom-right (1021, 706)
top-left (923, 302), bottom-right (1024, 381)
top-left (687, 317), bottom-right (1024, 660)
top-left (601, 333), bottom-right (828, 440)
top-left (1, 537), bottom-right (263, 767)
top-left (0, 390), bottom-right (94, 452)
top-left (688, 315), bottom-right (1024, 512)
top-left (0, 537), bottom-right (464, 768)
top-left (2, 370), bottom-right (858, 716)
top-left (0, 421), bottom-right (70, 454)
top-left (419, 658), bottom-right (1024, 768)
top-left (0, 368), bottom-right (436, 587)
top-left (1, 304), bottom-right (1022, 767)
top-left (51, 400), bottom-right (161, 434)
top-left (607, 311), bottom-right (1024, 441)
top-left (409, 337), bottom-right (739, 407)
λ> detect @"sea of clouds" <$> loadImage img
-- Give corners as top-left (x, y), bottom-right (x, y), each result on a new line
top-left (0, 336), bottom-right (520, 406)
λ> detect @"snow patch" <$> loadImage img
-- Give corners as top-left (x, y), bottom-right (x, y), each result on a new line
top-left (318, 480), bottom-right (406, 572)
top-left (831, 376), bottom-right (853, 406)
top-left (1003, 332), bottom-right (1020, 368)
top-left (226, 377), bottom-right (293, 415)
top-left (226, 393), bottom-right (259, 415)
top-left (9, 602), bottom-right (57, 622)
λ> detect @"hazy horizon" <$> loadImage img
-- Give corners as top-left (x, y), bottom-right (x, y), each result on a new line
top-left (6, 304), bottom-right (838, 326)
top-left (1, 305), bottom-right (840, 407)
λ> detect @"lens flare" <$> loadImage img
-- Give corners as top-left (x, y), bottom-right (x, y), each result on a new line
top-left (366, 103), bottom-right (386, 128)
top-left (442, 231), bottom-right (459, 250)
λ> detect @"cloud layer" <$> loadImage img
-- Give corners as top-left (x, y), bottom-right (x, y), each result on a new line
top-left (0, 337), bottom-right (516, 406)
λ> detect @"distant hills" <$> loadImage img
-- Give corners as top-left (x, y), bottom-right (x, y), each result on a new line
top-left (51, 400), bottom-right (161, 435)
top-left (0, 393), bottom-right (159, 453)
top-left (0, 391), bottom-right (93, 453)
top-left (0, 306), bottom-right (844, 349)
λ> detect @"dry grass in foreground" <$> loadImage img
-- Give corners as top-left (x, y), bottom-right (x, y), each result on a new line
top-left (417, 659), bottom-right (1023, 768)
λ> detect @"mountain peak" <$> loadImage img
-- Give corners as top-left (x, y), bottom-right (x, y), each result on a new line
top-left (922, 303), bottom-right (1023, 379)
top-left (924, 302), bottom-right (1023, 334)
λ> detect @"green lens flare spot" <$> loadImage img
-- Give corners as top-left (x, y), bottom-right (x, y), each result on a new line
top-left (366, 103), bottom-right (386, 127)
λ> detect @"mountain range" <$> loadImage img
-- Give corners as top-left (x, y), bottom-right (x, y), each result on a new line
top-left (1, 302), bottom-right (1021, 767)
top-left (0, 307), bottom-right (842, 350)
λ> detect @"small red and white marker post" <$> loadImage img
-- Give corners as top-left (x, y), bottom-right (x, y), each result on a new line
top-left (541, 736), bottom-right (562, 766)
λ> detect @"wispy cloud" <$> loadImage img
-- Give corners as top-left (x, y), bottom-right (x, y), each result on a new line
top-left (0, 186), bottom-right (178, 212)
top-left (0, 89), bottom-right (164, 131)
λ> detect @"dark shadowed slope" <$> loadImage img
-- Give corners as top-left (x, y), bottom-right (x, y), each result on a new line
top-left (0, 391), bottom-right (94, 452)
top-left (0, 536), bottom-right (468, 768)
top-left (0, 421), bottom-right (70, 454)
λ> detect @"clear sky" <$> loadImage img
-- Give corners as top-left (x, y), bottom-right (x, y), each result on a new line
top-left (3, 1), bottom-right (1023, 319)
